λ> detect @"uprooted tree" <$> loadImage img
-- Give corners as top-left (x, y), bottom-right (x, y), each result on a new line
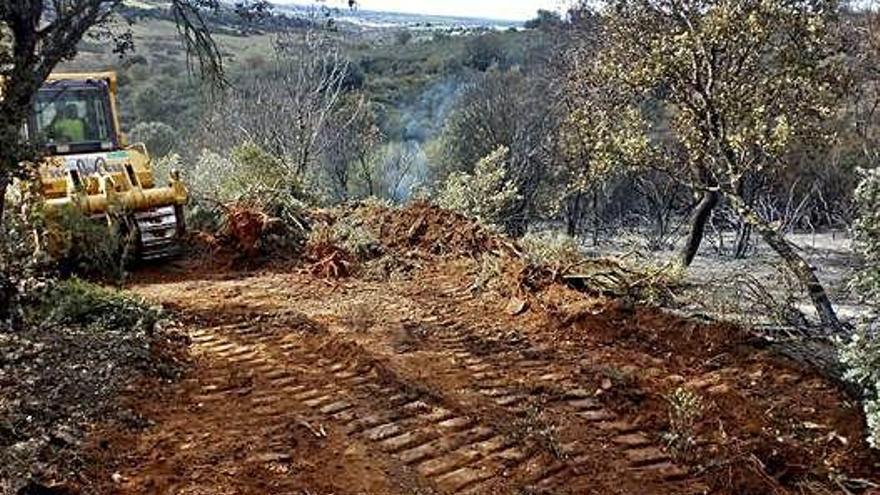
top-left (0, 0), bottom-right (274, 224)
top-left (573, 0), bottom-right (848, 331)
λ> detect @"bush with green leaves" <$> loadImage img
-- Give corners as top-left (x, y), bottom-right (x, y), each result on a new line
top-left (162, 142), bottom-right (303, 205)
top-left (47, 206), bottom-right (133, 281)
top-left (519, 230), bottom-right (584, 271)
top-left (159, 142), bottom-right (309, 233)
top-left (28, 277), bottom-right (161, 333)
top-left (0, 208), bottom-right (48, 327)
top-left (2, 199), bottom-right (133, 327)
top-left (839, 167), bottom-right (880, 449)
top-left (839, 323), bottom-right (880, 448)
top-left (436, 146), bottom-right (519, 229)
top-left (853, 167), bottom-right (880, 302)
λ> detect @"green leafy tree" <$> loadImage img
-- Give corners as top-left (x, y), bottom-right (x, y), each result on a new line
top-left (839, 167), bottom-right (880, 448)
top-left (395, 29), bottom-right (413, 45)
top-left (854, 168), bottom-right (880, 301)
top-left (463, 33), bottom-right (507, 71)
top-left (576, 0), bottom-right (847, 330)
top-left (524, 9), bottom-right (564, 31)
top-left (434, 67), bottom-right (560, 234)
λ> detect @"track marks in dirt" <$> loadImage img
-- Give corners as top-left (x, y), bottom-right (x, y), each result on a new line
top-left (121, 270), bottom-right (709, 494)
top-left (393, 287), bottom-right (704, 495)
top-left (189, 320), bottom-right (549, 494)
top-left (182, 299), bottom-right (703, 493)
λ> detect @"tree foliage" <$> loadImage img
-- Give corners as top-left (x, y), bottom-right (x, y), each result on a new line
top-left (586, 0), bottom-right (845, 180)
top-left (130, 121), bottom-right (178, 158)
top-left (575, 0), bottom-right (848, 330)
top-left (434, 67), bottom-right (560, 234)
top-left (839, 321), bottom-right (880, 448)
top-left (838, 166), bottom-right (880, 448)
top-left (854, 167), bottom-right (880, 302)
top-left (437, 145), bottom-right (519, 229)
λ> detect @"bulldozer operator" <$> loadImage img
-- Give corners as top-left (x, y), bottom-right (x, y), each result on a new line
top-left (50, 103), bottom-right (87, 143)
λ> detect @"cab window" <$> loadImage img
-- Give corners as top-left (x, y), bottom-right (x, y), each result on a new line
top-left (32, 81), bottom-right (116, 153)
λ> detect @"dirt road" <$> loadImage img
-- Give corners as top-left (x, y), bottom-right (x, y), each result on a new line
top-left (77, 247), bottom-right (879, 495)
top-left (79, 260), bottom-right (703, 494)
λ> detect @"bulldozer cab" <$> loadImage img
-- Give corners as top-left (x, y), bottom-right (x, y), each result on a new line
top-left (15, 72), bottom-right (189, 261)
top-left (30, 78), bottom-right (119, 154)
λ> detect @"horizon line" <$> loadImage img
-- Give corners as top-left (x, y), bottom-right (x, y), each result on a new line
top-left (272, 1), bottom-right (537, 23)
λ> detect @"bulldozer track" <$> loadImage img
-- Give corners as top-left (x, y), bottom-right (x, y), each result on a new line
top-left (189, 322), bottom-right (540, 494)
top-left (98, 202), bottom-right (880, 495)
top-left (171, 280), bottom-right (706, 494)
top-left (394, 287), bottom-right (700, 494)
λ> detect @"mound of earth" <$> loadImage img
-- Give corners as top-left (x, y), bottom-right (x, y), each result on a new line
top-left (368, 200), bottom-right (504, 257)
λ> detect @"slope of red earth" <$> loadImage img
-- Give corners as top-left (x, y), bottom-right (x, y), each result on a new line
top-left (76, 203), bottom-right (878, 495)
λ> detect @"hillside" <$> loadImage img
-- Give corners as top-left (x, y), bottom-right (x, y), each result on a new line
top-left (61, 4), bottom-right (539, 136)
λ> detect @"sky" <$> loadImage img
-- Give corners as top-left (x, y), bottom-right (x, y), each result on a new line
top-left (295, 0), bottom-right (571, 21)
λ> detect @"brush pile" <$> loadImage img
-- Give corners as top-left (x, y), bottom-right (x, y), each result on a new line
top-left (184, 199), bottom-right (674, 302)
top-left (187, 202), bottom-right (309, 266)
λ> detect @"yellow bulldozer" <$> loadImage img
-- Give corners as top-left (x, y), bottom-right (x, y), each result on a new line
top-left (20, 72), bottom-right (189, 260)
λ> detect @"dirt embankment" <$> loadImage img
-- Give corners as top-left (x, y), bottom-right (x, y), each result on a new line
top-left (0, 286), bottom-right (187, 495)
top-left (60, 202), bottom-right (880, 494)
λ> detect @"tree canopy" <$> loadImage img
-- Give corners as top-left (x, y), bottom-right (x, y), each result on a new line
top-left (572, 0), bottom-right (849, 329)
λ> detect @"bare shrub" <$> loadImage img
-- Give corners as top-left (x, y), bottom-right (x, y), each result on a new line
top-left (196, 28), bottom-right (357, 204)
top-left (693, 266), bottom-right (810, 333)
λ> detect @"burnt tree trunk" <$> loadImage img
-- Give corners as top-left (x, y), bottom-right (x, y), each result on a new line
top-left (726, 192), bottom-right (843, 333)
top-left (734, 220), bottom-right (752, 259)
top-left (565, 191), bottom-right (584, 237)
top-left (591, 189), bottom-right (600, 247)
top-left (679, 190), bottom-right (720, 267)
top-left (0, 174), bottom-right (8, 226)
